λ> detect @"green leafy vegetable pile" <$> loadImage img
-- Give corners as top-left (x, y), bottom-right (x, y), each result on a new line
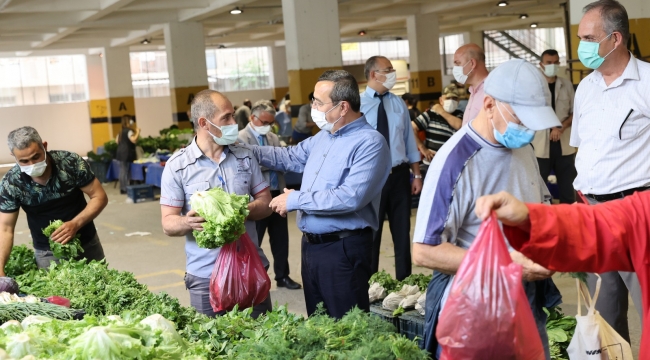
top-left (42, 220), bottom-right (84, 259)
top-left (398, 274), bottom-right (431, 292)
top-left (190, 187), bottom-right (250, 248)
top-left (544, 307), bottom-right (577, 360)
top-left (0, 302), bottom-right (76, 323)
top-left (4, 246), bottom-right (38, 279)
top-left (16, 260), bottom-right (198, 331)
top-left (369, 270), bottom-right (400, 292)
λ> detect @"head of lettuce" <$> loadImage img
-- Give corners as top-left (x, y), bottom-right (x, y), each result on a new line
top-left (190, 187), bottom-right (250, 248)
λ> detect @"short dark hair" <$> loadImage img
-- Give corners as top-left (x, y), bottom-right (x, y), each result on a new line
top-left (401, 93), bottom-right (415, 105)
top-left (191, 89), bottom-right (219, 131)
top-left (583, 0), bottom-right (629, 42)
top-left (540, 49), bottom-right (559, 59)
top-left (317, 70), bottom-right (361, 112)
top-left (364, 55), bottom-right (388, 80)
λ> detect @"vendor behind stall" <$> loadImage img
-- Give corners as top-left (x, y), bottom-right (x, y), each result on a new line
top-left (0, 126), bottom-right (108, 272)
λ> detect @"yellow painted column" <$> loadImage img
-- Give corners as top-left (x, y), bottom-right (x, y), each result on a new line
top-left (407, 13), bottom-right (443, 113)
top-left (170, 86), bottom-right (207, 130)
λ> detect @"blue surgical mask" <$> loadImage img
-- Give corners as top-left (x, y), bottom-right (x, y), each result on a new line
top-left (492, 102), bottom-right (534, 149)
top-left (577, 33), bottom-right (615, 70)
top-left (206, 119), bottom-right (238, 145)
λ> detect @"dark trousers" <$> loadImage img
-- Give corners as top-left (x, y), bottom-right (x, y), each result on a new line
top-left (537, 141), bottom-right (577, 204)
top-left (184, 272), bottom-right (272, 319)
top-left (301, 230), bottom-right (372, 318)
top-left (119, 161), bottom-right (131, 193)
top-left (256, 190), bottom-right (290, 280)
top-left (371, 163), bottom-right (412, 280)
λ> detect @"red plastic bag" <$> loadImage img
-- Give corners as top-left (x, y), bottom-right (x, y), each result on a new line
top-left (46, 296), bottom-right (71, 308)
top-left (436, 213), bottom-right (545, 360)
top-left (209, 233), bottom-right (271, 313)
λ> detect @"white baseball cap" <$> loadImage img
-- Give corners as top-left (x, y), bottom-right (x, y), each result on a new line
top-left (484, 59), bottom-right (561, 131)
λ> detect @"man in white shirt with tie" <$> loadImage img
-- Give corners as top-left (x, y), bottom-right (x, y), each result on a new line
top-left (571, 0), bottom-right (650, 342)
top-left (238, 100), bottom-right (301, 290)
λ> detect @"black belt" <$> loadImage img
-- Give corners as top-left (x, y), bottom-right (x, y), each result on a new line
top-left (304, 228), bottom-right (371, 244)
top-left (585, 187), bottom-right (650, 202)
top-left (390, 162), bottom-right (409, 174)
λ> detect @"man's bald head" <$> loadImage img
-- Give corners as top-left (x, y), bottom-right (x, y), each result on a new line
top-left (455, 43), bottom-right (486, 64)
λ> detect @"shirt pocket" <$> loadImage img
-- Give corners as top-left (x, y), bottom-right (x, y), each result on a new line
top-left (609, 110), bottom-right (645, 140)
top-left (184, 181), bottom-right (210, 203)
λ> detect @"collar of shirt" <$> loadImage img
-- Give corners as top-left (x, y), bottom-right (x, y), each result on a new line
top-left (589, 52), bottom-right (640, 88)
top-left (247, 123), bottom-right (261, 139)
top-left (363, 86), bottom-right (385, 98)
top-left (329, 115), bottom-right (369, 137)
top-left (468, 79), bottom-right (485, 95)
top-left (186, 138), bottom-right (228, 163)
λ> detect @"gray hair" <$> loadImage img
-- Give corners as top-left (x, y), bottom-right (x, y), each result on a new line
top-left (7, 126), bottom-right (43, 153)
top-left (251, 100), bottom-right (276, 118)
top-left (317, 70), bottom-right (361, 112)
top-left (190, 89), bottom-right (220, 131)
top-left (364, 55), bottom-right (389, 80)
top-left (583, 0), bottom-right (629, 42)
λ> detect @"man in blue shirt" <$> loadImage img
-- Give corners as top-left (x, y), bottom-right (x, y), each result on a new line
top-left (238, 70), bottom-right (391, 318)
top-left (360, 56), bottom-right (423, 281)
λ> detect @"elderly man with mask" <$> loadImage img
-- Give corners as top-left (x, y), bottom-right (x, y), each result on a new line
top-left (0, 126), bottom-right (108, 271)
top-left (160, 89), bottom-right (273, 318)
top-left (570, 0), bottom-right (650, 342)
top-left (360, 55), bottom-right (423, 281)
top-left (412, 59), bottom-right (562, 359)
top-left (452, 44), bottom-right (490, 127)
top-left (236, 70), bottom-right (391, 319)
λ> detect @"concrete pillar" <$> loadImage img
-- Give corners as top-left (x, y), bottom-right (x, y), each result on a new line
top-left (407, 14), bottom-right (443, 113)
top-left (268, 46), bottom-right (289, 103)
top-left (282, 0), bottom-right (343, 113)
top-left (164, 21), bottom-right (209, 129)
top-left (86, 47), bottom-right (135, 151)
top-left (463, 31), bottom-right (484, 50)
top-left (569, 0), bottom-right (650, 84)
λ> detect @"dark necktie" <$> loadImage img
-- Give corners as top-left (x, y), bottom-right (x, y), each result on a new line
top-left (374, 92), bottom-right (390, 147)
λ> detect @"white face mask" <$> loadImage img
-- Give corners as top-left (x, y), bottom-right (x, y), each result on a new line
top-left (311, 102), bottom-right (342, 132)
top-left (452, 61), bottom-right (473, 84)
top-left (206, 119), bottom-right (239, 145)
top-left (443, 99), bottom-right (459, 113)
top-left (379, 71), bottom-right (397, 90)
top-left (252, 124), bottom-right (271, 135)
top-left (543, 64), bottom-right (559, 77)
top-left (17, 148), bottom-right (48, 178)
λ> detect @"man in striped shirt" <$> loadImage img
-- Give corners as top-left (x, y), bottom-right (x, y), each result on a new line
top-left (411, 85), bottom-right (463, 161)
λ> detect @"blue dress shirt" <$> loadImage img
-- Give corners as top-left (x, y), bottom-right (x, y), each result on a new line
top-left (360, 87), bottom-right (420, 167)
top-left (248, 115), bottom-right (391, 234)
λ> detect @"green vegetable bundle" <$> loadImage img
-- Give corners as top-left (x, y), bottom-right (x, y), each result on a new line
top-left (369, 270), bottom-right (400, 292)
top-left (398, 273), bottom-right (432, 292)
top-left (190, 187), bottom-right (250, 248)
top-left (544, 307), bottom-right (577, 360)
top-left (15, 260), bottom-right (199, 331)
top-left (4, 246), bottom-right (38, 279)
top-left (42, 220), bottom-right (84, 259)
top-left (0, 302), bottom-right (76, 323)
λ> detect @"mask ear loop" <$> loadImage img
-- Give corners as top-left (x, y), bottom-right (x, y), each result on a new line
top-left (599, 33), bottom-right (617, 59)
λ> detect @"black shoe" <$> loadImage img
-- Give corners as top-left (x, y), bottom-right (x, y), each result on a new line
top-left (276, 277), bottom-right (302, 290)
top-left (120, 190), bottom-right (127, 194)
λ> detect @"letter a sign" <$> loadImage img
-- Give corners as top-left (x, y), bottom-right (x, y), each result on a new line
top-left (119, 102), bottom-right (127, 111)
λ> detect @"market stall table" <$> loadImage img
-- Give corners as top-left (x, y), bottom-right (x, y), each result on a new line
top-left (145, 163), bottom-right (164, 188)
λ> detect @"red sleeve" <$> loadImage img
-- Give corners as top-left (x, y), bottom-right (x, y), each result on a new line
top-left (503, 192), bottom-right (650, 274)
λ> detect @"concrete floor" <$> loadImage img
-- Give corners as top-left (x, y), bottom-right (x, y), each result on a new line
top-left (9, 181), bottom-right (642, 358)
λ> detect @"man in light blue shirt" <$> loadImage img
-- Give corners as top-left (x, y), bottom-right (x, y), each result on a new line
top-left (360, 55), bottom-right (423, 281)
top-left (238, 70), bottom-right (391, 318)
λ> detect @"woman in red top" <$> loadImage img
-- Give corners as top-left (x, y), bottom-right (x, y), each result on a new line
top-left (475, 191), bottom-right (649, 359)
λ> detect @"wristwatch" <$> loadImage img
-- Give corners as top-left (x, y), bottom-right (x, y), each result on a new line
top-left (413, 175), bottom-right (423, 179)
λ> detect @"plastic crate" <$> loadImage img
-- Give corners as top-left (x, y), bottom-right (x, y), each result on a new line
top-left (369, 304), bottom-right (400, 332)
top-left (127, 184), bottom-right (154, 203)
top-left (88, 160), bottom-right (109, 184)
top-left (398, 311), bottom-right (425, 348)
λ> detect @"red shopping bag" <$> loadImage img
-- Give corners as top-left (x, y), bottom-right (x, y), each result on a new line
top-left (209, 233), bottom-right (271, 313)
top-left (436, 213), bottom-right (545, 360)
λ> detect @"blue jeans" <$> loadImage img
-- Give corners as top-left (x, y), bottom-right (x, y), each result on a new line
top-left (183, 272), bottom-right (272, 318)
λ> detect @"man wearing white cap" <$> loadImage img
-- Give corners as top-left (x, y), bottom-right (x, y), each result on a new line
top-left (412, 59), bottom-right (562, 359)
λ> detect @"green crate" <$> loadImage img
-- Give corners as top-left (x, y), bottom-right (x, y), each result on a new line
top-left (369, 304), bottom-right (400, 332)
top-left (398, 310), bottom-right (425, 349)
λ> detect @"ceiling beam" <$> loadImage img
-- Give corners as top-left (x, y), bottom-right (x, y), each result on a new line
top-left (110, 24), bottom-right (164, 47)
top-left (178, 0), bottom-right (258, 22)
top-left (31, 27), bottom-right (80, 48)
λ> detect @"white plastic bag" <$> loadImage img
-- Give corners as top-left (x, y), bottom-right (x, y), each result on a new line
top-left (368, 282), bottom-right (387, 303)
top-left (415, 292), bottom-right (426, 316)
top-left (398, 292), bottom-right (421, 309)
top-left (567, 275), bottom-right (633, 360)
top-left (382, 285), bottom-right (419, 311)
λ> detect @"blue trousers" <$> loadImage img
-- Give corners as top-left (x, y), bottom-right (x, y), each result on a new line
top-left (301, 230), bottom-right (372, 318)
